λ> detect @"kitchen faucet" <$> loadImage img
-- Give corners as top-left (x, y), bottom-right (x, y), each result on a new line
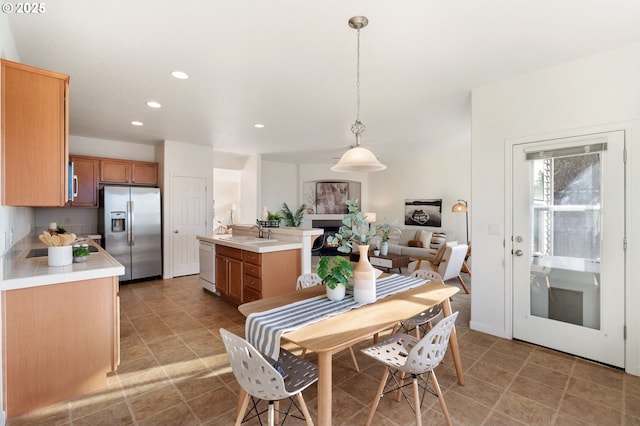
top-left (252, 223), bottom-right (264, 238)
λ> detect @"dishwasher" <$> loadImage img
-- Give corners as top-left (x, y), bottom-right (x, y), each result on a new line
top-left (199, 240), bottom-right (218, 294)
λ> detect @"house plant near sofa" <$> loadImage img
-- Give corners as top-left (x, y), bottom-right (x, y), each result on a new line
top-left (327, 199), bottom-right (378, 303)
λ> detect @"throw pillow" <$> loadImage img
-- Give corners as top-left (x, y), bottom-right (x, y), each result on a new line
top-left (398, 228), bottom-right (417, 246)
top-left (418, 230), bottom-right (433, 248)
top-left (387, 227), bottom-right (402, 245)
top-left (430, 232), bottom-right (447, 250)
top-left (407, 240), bottom-right (423, 248)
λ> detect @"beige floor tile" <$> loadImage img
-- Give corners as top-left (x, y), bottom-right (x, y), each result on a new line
top-left (127, 384), bottom-right (184, 421)
top-left (559, 393), bottom-right (623, 425)
top-left (495, 392), bottom-right (556, 425)
top-left (72, 401), bottom-right (134, 426)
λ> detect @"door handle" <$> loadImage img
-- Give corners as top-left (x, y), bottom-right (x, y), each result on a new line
top-left (514, 249), bottom-right (524, 256)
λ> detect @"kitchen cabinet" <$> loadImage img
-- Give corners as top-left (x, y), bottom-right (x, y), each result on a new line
top-left (214, 242), bottom-right (301, 305)
top-left (215, 245), bottom-right (243, 304)
top-left (242, 249), bottom-right (301, 303)
top-left (100, 158), bottom-right (157, 186)
top-left (2, 276), bottom-right (120, 418)
top-left (1, 59), bottom-right (69, 206)
top-left (69, 155), bottom-right (99, 207)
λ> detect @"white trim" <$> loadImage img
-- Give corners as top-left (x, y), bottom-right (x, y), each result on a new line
top-left (504, 120), bottom-right (638, 375)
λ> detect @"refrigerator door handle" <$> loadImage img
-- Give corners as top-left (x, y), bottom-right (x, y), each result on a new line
top-left (129, 200), bottom-right (135, 246)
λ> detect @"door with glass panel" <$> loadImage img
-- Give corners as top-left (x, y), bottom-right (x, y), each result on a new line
top-left (512, 131), bottom-right (625, 368)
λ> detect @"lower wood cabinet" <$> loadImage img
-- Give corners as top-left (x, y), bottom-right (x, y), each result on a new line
top-left (2, 277), bottom-right (120, 418)
top-left (215, 245), bottom-right (243, 304)
top-left (214, 244), bottom-right (301, 305)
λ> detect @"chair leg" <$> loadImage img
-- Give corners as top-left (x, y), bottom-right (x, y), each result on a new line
top-left (268, 401), bottom-right (275, 426)
top-left (235, 391), bottom-right (250, 426)
top-left (301, 348), bottom-right (307, 357)
top-left (348, 347), bottom-right (360, 372)
top-left (295, 392), bottom-right (314, 426)
top-left (274, 400), bottom-right (280, 424)
top-left (365, 367), bottom-right (390, 426)
top-left (457, 275), bottom-right (470, 294)
top-left (412, 376), bottom-right (422, 426)
top-left (430, 370), bottom-right (452, 426)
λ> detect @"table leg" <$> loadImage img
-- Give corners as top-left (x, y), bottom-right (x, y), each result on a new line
top-left (317, 351), bottom-right (333, 426)
top-left (441, 298), bottom-right (465, 385)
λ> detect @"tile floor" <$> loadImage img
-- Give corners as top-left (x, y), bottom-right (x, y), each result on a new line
top-left (7, 274), bottom-right (640, 425)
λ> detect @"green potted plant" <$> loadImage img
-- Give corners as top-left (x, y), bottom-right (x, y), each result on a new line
top-left (279, 202), bottom-right (306, 227)
top-left (326, 199), bottom-right (378, 304)
top-left (326, 199), bottom-right (377, 253)
top-left (376, 221), bottom-right (393, 255)
top-left (72, 244), bottom-right (90, 263)
top-left (317, 255), bottom-right (353, 301)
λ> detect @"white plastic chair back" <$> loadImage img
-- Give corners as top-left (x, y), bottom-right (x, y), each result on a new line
top-left (404, 311), bottom-right (458, 374)
top-left (220, 328), bottom-right (292, 401)
top-left (438, 244), bottom-right (468, 281)
top-left (296, 273), bottom-right (322, 290)
top-left (410, 269), bottom-right (443, 282)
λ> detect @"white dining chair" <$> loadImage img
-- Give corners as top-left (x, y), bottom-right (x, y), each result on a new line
top-left (392, 270), bottom-right (444, 338)
top-left (361, 311), bottom-right (459, 426)
top-left (220, 328), bottom-right (318, 426)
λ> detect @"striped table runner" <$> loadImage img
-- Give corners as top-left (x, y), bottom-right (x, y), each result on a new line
top-left (245, 274), bottom-right (427, 361)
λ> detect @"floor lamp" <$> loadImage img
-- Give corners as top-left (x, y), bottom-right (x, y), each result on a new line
top-left (451, 200), bottom-right (469, 243)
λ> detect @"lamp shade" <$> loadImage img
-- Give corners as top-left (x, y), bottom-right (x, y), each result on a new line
top-left (451, 201), bottom-right (467, 212)
top-left (330, 147), bottom-right (387, 172)
top-left (365, 212), bottom-right (376, 223)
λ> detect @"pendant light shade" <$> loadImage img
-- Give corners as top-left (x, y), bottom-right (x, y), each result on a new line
top-left (331, 16), bottom-right (386, 173)
top-left (331, 147), bottom-right (387, 172)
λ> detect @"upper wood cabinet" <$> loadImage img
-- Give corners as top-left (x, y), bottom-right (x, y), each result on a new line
top-left (100, 159), bottom-right (157, 186)
top-left (1, 59), bottom-right (69, 206)
top-left (69, 155), bottom-right (99, 207)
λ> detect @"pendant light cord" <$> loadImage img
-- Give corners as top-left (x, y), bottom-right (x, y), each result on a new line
top-left (356, 27), bottom-right (361, 124)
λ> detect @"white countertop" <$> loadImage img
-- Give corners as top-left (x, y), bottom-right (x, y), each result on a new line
top-left (197, 234), bottom-right (303, 253)
top-left (1, 235), bottom-right (125, 291)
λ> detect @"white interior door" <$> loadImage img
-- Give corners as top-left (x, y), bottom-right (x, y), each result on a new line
top-left (512, 131), bottom-right (625, 367)
top-left (172, 176), bottom-right (207, 277)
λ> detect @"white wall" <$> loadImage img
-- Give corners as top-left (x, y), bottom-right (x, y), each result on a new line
top-left (70, 135), bottom-right (156, 161)
top-left (261, 160), bottom-right (299, 215)
top-left (214, 169), bottom-right (241, 228)
top-left (472, 42), bottom-right (640, 374)
top-left (239, 155), bottom-right (259, 224)
top-left (161, 140), bottom-right (214, 278)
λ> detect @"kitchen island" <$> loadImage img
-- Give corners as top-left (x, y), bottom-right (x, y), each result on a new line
top-left (197, 225), bottom-right (322, 305)
top-left (1, 234), bottom-right (124, 419)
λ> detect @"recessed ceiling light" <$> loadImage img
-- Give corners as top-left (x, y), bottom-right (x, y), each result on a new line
top-left (254, 124), bottom-right (265, 128)
top-left (146, 101), bottom-right (162, 108)
top-left (171, 71), bottom-right (189, 80)
top-left (131, 121), bottom-right (143, 126)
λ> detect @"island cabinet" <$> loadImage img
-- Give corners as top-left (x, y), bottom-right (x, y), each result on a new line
top-left (242, 249), bottom-right (301, 303)
top-left (2, 276), bottom-right (120, 418)
top-left (216, 245), bottom-right (244, 304)
top-left (1, 59), bottom-right (69, 206)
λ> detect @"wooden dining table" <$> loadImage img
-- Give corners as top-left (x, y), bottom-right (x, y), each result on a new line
top-left (238, 280), bottom-right (464, 426)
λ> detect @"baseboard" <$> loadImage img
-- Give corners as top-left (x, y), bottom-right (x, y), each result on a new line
top-left (469, 320), bottom-right (511, 339)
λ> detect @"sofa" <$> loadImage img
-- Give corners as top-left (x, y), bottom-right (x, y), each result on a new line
top-left (370, 227), bottom-right (456, 260)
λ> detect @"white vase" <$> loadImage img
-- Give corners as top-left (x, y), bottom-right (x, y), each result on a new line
top-left (353, 245), bottom-right (376, 304)
top-left (326, 284), bottom-right (346, 301)
top-left (380, 241), bottom-right (389, 256)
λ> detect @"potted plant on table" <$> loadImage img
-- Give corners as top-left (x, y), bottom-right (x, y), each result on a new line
top-left (317, 256), bottom-right (353, 301)
top-left (326, 199), bottom-right (378, 304)
top-left (376, 222), bottom-right (392, 256)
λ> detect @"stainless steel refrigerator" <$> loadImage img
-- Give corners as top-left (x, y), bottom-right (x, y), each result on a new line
top-left (99, 186), bottom-right (162, 282)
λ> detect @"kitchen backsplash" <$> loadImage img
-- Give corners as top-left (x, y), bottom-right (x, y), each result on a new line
top-left (35, 208), bottom-right (99, 237)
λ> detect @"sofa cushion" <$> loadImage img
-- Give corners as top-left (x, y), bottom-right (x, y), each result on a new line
top-left (401, 246), bottom-right (438, 259)
top-left (398, 228), bottom-right (417, 246)
top-left (418, 230), bottom-right (433, 248)
top-left (430, 232), bottom-right (447, 250)
top-left (407, 239), bottom-right (423, 248)
top-left (387, 227), bottom-right (402, 245)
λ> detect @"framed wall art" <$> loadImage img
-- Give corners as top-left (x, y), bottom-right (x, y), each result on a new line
top-left (316, 182), bottom-right (349, 214)
top-left (404, 199), bottom-right (442, 227)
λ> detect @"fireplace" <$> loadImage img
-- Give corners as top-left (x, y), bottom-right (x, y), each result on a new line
top-left (312, 220), bottom-right (343, 256)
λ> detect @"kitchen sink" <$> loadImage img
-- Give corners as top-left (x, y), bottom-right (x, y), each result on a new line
top-left (26, 246), bottom-right (99, 258)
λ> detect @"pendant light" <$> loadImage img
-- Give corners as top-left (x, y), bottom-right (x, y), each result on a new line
top-left (331, 16), bottom-right (387, 173)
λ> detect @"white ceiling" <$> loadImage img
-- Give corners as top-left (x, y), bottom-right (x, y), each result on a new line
top-left (7, 1), bottom-right (640, 164)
